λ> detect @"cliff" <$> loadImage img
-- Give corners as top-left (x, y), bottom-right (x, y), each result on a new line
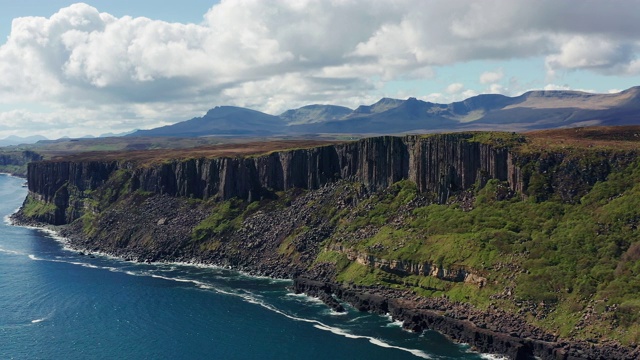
top-left (15, 129), bottom-right (640, 359)
top-left (0, 150), bottom-right (43, 177)
top-left (23, 135), bottom-right (481, 222)
top-left (25, 133), bottom-right (625, 225)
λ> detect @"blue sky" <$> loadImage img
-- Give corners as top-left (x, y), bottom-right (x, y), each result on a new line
top-left (1, 1), bottom-right (640, 138)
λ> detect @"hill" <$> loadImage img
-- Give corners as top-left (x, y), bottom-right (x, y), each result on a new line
top-left (128, 87), bottom-right (640, 137)
top-left (279, 104), bottom-right (353, 125)
top-left (131, 106), bottom-right (286, 137)
top-left (0, 135), bottom-right (48, 147)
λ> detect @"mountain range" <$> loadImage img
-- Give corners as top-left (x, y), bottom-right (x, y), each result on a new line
top-left (0, 135), bottom-right (49, 147)
top-left (130, 87), bottom-right (640, 137)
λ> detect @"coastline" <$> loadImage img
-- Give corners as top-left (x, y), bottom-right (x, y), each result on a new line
top-left (4, 216), bottom-right (438, 360)
top-left (3, 215), bottom-right (452, 359)
top-left (11, 212), bottom-right (639, 360)
top-left (295, 277), bottom-right (640, 359)
top-left (8, 213), bottom-right (509, 359)
top-left (7, 213), bottom-right (293, 283)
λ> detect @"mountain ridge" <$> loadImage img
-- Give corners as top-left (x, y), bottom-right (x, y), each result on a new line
top-left (129, 86), bottom-right (640, 137)
top-left (0, 135), bottom-right (49, 147)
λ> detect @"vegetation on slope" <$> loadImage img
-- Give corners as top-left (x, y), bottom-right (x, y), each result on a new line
top-left (20, 126), bottom-right (640, 346)
top-left (21, 196), bottom-right (57, 219)
top-left (311, 158), bottom-right (640, 344)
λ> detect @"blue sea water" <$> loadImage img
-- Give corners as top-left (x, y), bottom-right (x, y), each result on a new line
top-left (0, 174), bottom-right (496, 359)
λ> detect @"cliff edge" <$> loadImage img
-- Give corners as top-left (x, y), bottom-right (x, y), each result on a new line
top-left (14, 128), bottom-right (640, 359)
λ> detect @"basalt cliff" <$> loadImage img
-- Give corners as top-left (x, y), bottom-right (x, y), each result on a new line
top-left (0, 150), bottom-right (43, 176)
top-left (14, 129), bottom-right (640, 359)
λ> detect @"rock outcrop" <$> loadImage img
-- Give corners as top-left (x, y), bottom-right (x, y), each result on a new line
top-left (25, 133), bottom-right (625, 225)
top-left (330, 245), bottom-right (487, 286)
top-left (293, 278), bottom-right (640, 360)
top-left (0, 150), bottom-right (42, 176)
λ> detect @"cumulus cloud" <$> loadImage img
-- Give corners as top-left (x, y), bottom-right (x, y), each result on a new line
top-left (545, 35), bottom-right (636, 75)
top-left (480, 69), bottom-right (504, 84)
top-left (425, 83), bottom-right (478, 103)
top-left (487, 83), bottom-right (505, 94)
top-left (543, 84), bottom-right (572, 91)
top-left (0, 0), bottom-right (639, 137)
top-left (446, 83), bottom-right (465, 94)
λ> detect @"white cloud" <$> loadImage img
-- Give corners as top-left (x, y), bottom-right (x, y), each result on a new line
top-left (446, 83), bottom-right (465, 94)
top-left (545, 35), bottom-right (636, 75)
top-left (0, 1), bottom-right (640, 137)
top-left (540, 84), bottom-right (594, 93)
top-left (487, 83), bottom-right (505, 94)
top-left (543, 84), bottom-right (572, 91)
top-left (461, 89), bottom-right (479, 100)
top-left (425, 84), bottom-right (478, 103)
top-left (480, 69), bottom-right (504, 84)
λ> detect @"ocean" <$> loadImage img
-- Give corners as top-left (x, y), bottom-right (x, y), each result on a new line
top-left (0, 174), bottom-right (496, 359)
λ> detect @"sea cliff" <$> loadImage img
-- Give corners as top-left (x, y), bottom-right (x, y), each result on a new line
top-left (27, 134), bottom-right (513, 208)
top-left (14, 130), bottom-right (640, 359)
top-left (0, 150), bottom-right (42, 176)
top-left (24, 133), bottom-right (623, 224)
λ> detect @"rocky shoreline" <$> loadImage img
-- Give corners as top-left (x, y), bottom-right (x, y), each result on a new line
top-left (10, 209), bottom-right (639, 360)
top-left (293, 278), bottom-right (640, 360)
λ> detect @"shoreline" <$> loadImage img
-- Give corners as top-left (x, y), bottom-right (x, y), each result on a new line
top-left (8, 214), bottom-right (294, 283)
top-left (10, 212), bottom-right (640, 360)
top-left (9, 214), bottom-right (509, 359)
top-left (292, 278), bottom-right (640, 360)
top-left (5, 215), bottom-right (475, 359)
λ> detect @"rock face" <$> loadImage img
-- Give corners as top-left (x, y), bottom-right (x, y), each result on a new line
top-left (26, 133), bottom-right (625, 226)
top-left (331, 244), bottom-right (487, 286)
top-left (0, 150), bottom-right (43, 176)
top-left (24, 135), bottom-right (504, 222)
top-left (0, 150), bottom-right (42, 166)
top-left (293, 278), bottom-right (640, 360)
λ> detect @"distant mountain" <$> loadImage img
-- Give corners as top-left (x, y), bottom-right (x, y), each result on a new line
top-left (99, 130), bottom-right (139, 138)
top-left (350, 98), bottom-right (406, 116)
top-left (279, 104), bottom-right (352, 125)
top-left (130, 106), bottom-right (285, 137)
top-left (0, 135), bottom-right (48, 147)
top-left (455, 87), bottom-right (640, 129)
top-left (294, 97), bottom-right (454, 134)
top-left (128, 86), bottom-right (640, 137)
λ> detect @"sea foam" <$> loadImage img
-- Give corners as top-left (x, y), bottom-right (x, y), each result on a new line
top-left (480, 354), bottom-right (509, 360)
top-left (216, 288), bottom-right (432, 359)
top-left (0, 247), bottom-right (23, 255)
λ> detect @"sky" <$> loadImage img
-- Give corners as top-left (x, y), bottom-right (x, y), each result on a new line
top-left (1, 0), bottom-right (640, 139)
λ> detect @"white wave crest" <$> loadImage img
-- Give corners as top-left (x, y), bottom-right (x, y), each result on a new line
top-left (149, 274), bottom-right (211, 289)
top-left (386, 320), bottom-right (404, 328)
top-left (215, 289), bottom-right (431, 359)
top-left (285, 292), bottom-right (326, 304)
top-left (480, 354), bottom-right (509, 360)
top-left (312, 323), bottom-right (431, 359)
top-left (0, 247), bottom-right (23, 255)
